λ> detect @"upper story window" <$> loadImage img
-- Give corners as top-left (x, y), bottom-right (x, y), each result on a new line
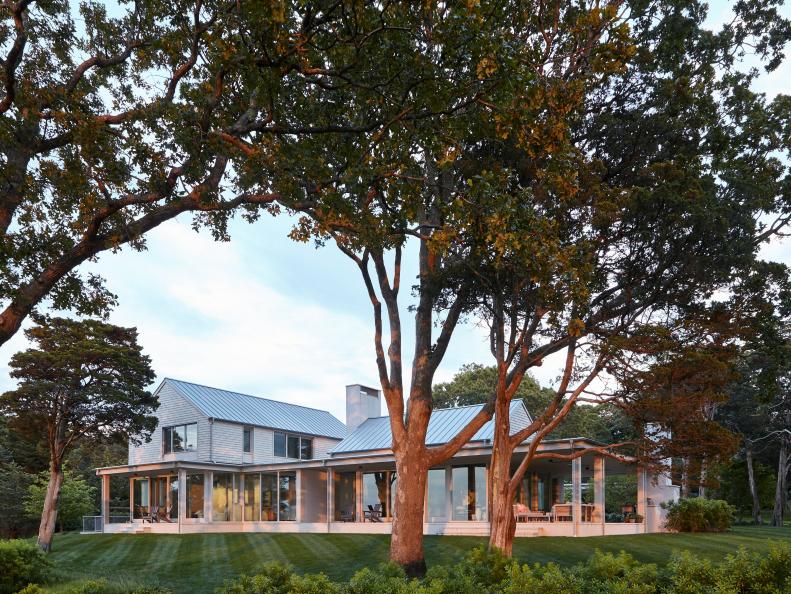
top-left (163, 423), bottom-right (197, 454)
top-left (243, 426), bottom-right (253, 453)
top-left (274, 431), bottom-right (312, 460)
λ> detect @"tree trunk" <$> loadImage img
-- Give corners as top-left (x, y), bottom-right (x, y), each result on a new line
top-left (698, 457), bottom-right (706, 499)
top-left (745, 443), bottom-right (762, 525)
top-left (772, 435), bottom-right (789, 527)
top-left (681, 457), bottom-right (690, 498)
top-left (390, 448), bottom-right (429, 577)
top-left (488, 396), bottom-right (516, 554)
top-left (37, 461), bottom-right (64, 552)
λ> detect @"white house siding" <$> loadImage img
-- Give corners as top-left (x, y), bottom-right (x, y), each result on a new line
top-left (253, 427), bottom-right (274, 464)
top-left (211, 420), bottom-right (244, 464)
top-left (128, 382), bottom-right (209, 465)
top-left (312, 436), bottom-right (340, 459)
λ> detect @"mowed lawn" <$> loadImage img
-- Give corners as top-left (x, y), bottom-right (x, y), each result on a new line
top-left (46, 525), bottom-right (791, 593)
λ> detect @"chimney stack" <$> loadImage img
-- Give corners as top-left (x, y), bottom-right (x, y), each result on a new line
top-left (345, 384), bottom-right (381, 434)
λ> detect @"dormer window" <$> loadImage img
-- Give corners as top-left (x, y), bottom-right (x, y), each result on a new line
top-left (163, 423), bottom-right (197, 454)
top-left (274, 431), bottom-right (312, 460)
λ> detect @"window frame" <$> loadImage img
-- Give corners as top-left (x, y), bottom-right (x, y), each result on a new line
top-left (273, 431), bottom-right (313, 460)
top-left (162, 422), bottom-right (197, 454)
top-left (243, 426), bottom-right (253, 453)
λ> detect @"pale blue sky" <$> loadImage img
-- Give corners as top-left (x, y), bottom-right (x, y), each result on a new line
top-left (0, 1), bottom-right (789, 422)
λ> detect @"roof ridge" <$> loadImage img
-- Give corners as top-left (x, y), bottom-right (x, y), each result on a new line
top-left (163, 377), bottom-right (342, 417)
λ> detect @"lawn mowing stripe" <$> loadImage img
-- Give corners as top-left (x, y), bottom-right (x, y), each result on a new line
top-left (241, 533), bottom-right (291, 566)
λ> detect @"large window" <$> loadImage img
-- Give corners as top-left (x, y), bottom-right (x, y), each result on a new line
top-left (279, 472), bottom-right (297, 521)
top-left (213, 472), bottom-right (242, 522)
top-left (334, 471), bottom-right (357, 521)
top-left (132, 478), bottom-right (149, 519)
top-left (243, 426), bottom-right (253, 453)
top-left (185, 473), bottom-right (204, 519)
top-left (427, 468), bottom-right (448, 522)
top-left (274, 431), bottom-right (313, 460)
top-left (163, 423), bottom-right (197, 454)
top-left (261, 473), bottom-right (278, 521)
top-left (452, 465), bottom-right (487, 521)
top-left (244, 474), bottom-right (260, 521)
top-left (363, 471), bottom-right (394, 519)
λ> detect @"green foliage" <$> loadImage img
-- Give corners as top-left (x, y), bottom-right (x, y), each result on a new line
top-left (0, 539), bottom-right (52, 594)
top-left (0, 462), bottom-right (35, 538)
top-left (24, 471), bottom-right (96, 531)
top-left (63, 579), bottom-right (172, 594)
top-left (663, 498), bottom-right (736, 533)
top-left (713, 459), bottom-right (776, 518)
top-left (214, 543), bottom-right (791, 593)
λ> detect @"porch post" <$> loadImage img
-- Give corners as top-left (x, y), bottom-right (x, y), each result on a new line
top-left (571, 456), bottom-right (582, 536)
top-left (594, 455), bottom-right (605, 535)
top-left (101, 474), bottom-right (110, 526)
top-left (636, 465), bottom-right (647, 533)
top-left (129, 478), bottom-right (134, 522)
top-left (327, 468), bottom-right (334, 524)
top-left (204, 470), bottom-right (213, 523)
top-left (356, 469), bottom-right (363, 522)
top-left (296, 470), bottom-right (304, 523)
top-left (177, 468), bottom-right (187, 529)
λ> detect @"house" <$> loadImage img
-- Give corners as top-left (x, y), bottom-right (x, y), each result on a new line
top-left (93, 378), bottom-right (679, 536)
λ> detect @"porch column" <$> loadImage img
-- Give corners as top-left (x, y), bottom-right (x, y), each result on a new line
top-left (177, 468), bottom-right (187, 527)
top-left (594, 455), bottom-right (605, 535)
top-left (129, 478), bottom-right (135, 522)
top-left (636, 465), bottom-right (647, 533)
top-left (101, 474), bottom-right (110, 526)
top-left (296, 470), bottom-right (304, 523)
top-left (327, 468), bottom-right (334, 524)
top-left (204, 470), bottom-right (213, 523)
top-left (355, 469), bottom-right (363, 522)
top-left (571, 456), bottom-right (582, 536)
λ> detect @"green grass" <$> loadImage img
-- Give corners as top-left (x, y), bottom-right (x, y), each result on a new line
top-left (45, 525), bottom-right (791, 593)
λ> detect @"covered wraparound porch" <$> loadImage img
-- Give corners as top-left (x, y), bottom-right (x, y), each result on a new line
top-left (93, 439), bottom-right (676, 536)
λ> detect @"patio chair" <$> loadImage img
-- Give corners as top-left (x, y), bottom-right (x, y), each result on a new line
top-left (149, 505), bottom-right (159, 523)
top-left (157, 506), bottom-right (175, 523)
top-left (513, 503), bottom-right (531, 523)
top-left (339, 507), bottom-right (355, 522)
top-left (364, 504), bottom-right (383, 522)
top-left (135, 505), bottom-right (150, 523)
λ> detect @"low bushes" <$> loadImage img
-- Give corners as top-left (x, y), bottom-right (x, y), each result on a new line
top-left (217, 542), bottom-right (791, 594)
top-left (663, 498), bottom-right (735, 532)
top-left (0, 539), bottom-right (51, 594)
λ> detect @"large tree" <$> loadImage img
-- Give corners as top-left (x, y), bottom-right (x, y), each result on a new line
top-left (0, 316), bottom-right (156, 552)
top-left (261, 0), bottom-right (637, 573)
top-left (427, 0), bottom-right (791, 554)
top-left (0, 0), bottom-right (460, 346)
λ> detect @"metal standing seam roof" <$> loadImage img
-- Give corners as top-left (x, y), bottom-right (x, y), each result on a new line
top-left (330, 399), bottom-right (532, 455)
top-left (163, 378), bottom-right (347, 440)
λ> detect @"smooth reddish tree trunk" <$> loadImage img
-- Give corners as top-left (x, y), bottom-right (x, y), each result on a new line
top-left (37, 462), bottom-right (64, 552)
top-left (390, 448), bottom-right (429, 576)
top-left (488, 396), bottom-right (516, 554)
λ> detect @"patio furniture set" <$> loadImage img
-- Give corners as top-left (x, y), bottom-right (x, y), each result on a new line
top-left (512, 502), bottom-right (596, 523)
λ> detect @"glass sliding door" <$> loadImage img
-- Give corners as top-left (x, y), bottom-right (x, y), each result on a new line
top-left (213, 473), bottom-right (241, 521)
top-left (279, 472), bottom-right (296, 521)
top-left (169, 476), bottom-right (179, 520)
top-left (185, 473), bottom-right (204, 519)
top-left (427, 468), bottom-right (448, 522)
top-left (261, 473), bottom-right (278, 521)
top-left (334, 471), bottom-right (356, 521)
top-left (244, 474), bottom-right (260, 521)
top-left (451, 465), bottom-right (486, 521)
top-left (132, 478), bottom-right (150, 519)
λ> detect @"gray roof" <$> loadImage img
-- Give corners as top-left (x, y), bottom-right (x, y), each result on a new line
top-left (163, 378), bottom-right (347, 439)
top-left (330, 399), bottom-right (532, 455)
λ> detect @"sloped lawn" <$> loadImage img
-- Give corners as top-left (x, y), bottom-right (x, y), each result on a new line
top-left (45, 525), bottom-right (791, 593)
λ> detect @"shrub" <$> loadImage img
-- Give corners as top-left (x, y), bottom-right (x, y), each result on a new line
top-left (64, 578), bottom-right (172, 594)
top-left (0, 539), bottom-right (52, 594)
top-left (663, 498), bottom-right (735, 532)
top-left (217, 561), bottom-right (340, 594)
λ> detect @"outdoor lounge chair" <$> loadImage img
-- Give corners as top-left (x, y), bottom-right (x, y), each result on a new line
top-left (513, 504), bottom-right (549, 522)
top-left (157, 506), bottom-right (174, 523)
top-left (364, 504), bottom-right (383, 522)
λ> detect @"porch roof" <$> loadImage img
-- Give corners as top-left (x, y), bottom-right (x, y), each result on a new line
top-left (329, 399), bottom-right (531, 455)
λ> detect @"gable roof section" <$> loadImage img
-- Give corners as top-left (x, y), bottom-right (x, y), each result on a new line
top-left (162, 378), bottom-right (347, 440)
top-left (330, 399), bottom-right (532, 455)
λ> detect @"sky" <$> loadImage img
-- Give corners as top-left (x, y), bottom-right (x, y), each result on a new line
top-left (0, 1), bottom-right (789, 423)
